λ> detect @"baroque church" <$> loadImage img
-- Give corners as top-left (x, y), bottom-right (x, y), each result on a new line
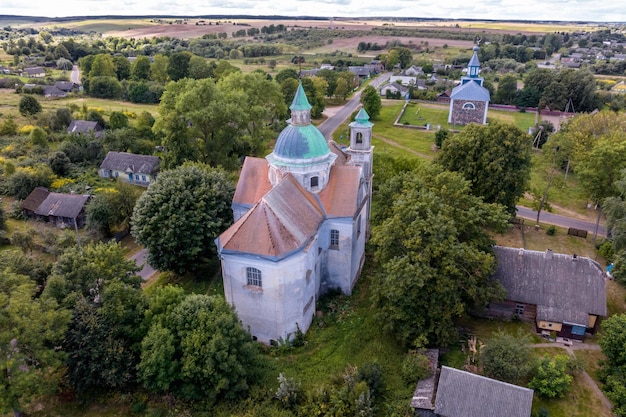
top-left (215, 83), bottom-right (374, 344)
top-left (448, 45), bottom-right (491, 126)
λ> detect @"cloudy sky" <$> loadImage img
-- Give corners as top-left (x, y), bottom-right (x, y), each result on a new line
top-left (0, 0), bottom-right (623, 23)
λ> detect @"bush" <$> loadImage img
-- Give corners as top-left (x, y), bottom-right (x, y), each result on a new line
top-left (18, 95), bottom-right (42, 117)
top-left (275, 373), bottom-right (301, 409)
top-left (401, 350), bottom-right (432, 383)
top-left (598, 240), bottom-right (614, 262)
top-left (529, 355), bottom-right (573, 398)
top-left (546, 225), bottom-right (556, 236)
top-left (357, 362), bottom-right (383, 397)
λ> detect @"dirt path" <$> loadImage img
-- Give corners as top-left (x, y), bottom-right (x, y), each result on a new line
top-left (533, 343), bottom-right (612, 411)
top-left (373, 133), bottom-right (434, 160)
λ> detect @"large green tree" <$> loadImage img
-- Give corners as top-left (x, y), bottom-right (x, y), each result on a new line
top-left (18, 95), bottom-right (42, 117)
top-left (0, 272), bottom-right (70, 416)
top-left (138, 290), bottom-right (259, 402)
top-left (371, 164), bottom-right (509, 346)
top-left (64, 280), bottom-right (147, 395)
top-left (360, 85), bottom-right (382, 120)
top-left (154, 75), bottom-right (284, 169)
top-left (43, 241), bottom-right (141, 308)
top-left (435, 121), bottom-right (532, 214)
top-left (131, 163), bottom-right (234, 274)
top-left (600, 314), bottom-right (626, 416)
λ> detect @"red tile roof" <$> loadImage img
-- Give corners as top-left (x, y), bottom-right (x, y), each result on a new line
top-left (219, 175), bottom-right (324, 258)
top-left (232, 157), bottom-right (272, 207)
top-left (318, 165), bottom-right (362, 218)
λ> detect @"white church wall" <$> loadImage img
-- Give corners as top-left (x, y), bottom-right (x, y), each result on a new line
top-left (319, 218), bottom-right (356, 295)
top-left (220, 242), bottom-right (319, 344)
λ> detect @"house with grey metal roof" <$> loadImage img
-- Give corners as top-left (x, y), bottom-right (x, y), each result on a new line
top-left (423, 366), bottom-right (533, 417)
top-left (98, 151), bottom-right (160, 187)
top-left (21, 187), bottom-right (90, 228)
top-left (484, 246), bottom-right (607, 340)
top-left (448, 46), bottom-right (490, 126)
top-left (67, 120), bottom-right (104, 137)
top-left (23, 66), bottom-right (46, 78)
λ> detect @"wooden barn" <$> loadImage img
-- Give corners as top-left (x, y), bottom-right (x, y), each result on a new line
top-left (484, 246), bottom-right (607, 340)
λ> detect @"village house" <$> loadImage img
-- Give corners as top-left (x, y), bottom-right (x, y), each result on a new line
top-left (98, 151), bottom-right (160, 186)
top-left (484, 246), bottom-right (607, 341)
top-left (215, 83), bottom-right (373, 344)
top-left (67, 120), bottom-right (104, 137)
top-left (448, 46), bottom-right (490, 126)
top-left (23, 66), bottom-right (46, 78)
top-left (380, 82), bottom-right (409, 98)
top-left (21, 187), bottom-right (90, 228)
top-left (414, 366), bottom-right (534, 417)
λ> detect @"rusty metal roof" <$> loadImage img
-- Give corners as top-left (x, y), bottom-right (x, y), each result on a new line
top-left (218, 175), bottom-right (324, 259)
top-left (232, 157), bottom-right (272, 207)
top-left (21, 187), bottom-right (50, 212)
top-left (318, 165), bottom-right (362, 218)
top-left (34, 191), bottom-right (90, 219)
top-left (328, 140), bottom-right (349, 165)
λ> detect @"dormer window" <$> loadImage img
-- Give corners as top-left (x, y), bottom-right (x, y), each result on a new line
top-left (310, 176), bottom-right (319, 188)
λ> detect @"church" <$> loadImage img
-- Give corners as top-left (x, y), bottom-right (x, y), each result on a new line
top-left (215, 83), bottom-right (374, 344)
top-left (448, 45), bottom-right (491, 126)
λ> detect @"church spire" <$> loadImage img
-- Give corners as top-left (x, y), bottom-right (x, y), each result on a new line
top-left (290, 82), bottom-right (312, 126)
top-left (468, 45), bottom-right (481, 78)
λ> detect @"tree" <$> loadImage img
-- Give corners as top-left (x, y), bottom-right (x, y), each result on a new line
top-left (0, 271), bottom-right (71, 417)
top-left (29, 126), bottom-right (47, 147)
top-left (494, 74), bottom-right (518, 105)
top-left (371, 164), bottom-right (509, 346)
top-left (605, 170), bottom-right (626, 282)
top-left (138, 291), bottom-right (259, 401)
top-left (18, 95), bottom-right (42, 117)
top-left (188, 55), bottom-right (214, 79)
top-left (599, 314), bottom-right (626, 416)
top-left (7, 165), bottom-right (54, 200)
top-left (88, 76), bottom-right (123, 99)
top-left (89, 53), bottom-right (116, 78)
top-left (56, 58), bottom-right (73, 71)
top-left (150, 54), bottom-right (169, 83)
top-left (435, 121), bottom-right (532, 214)
top-left (529, 355), bottom-right (574, 398)
top-left (481, 331), bottom-right (532, 384)
top-left (86, 181), bottom-right (142, 237)
top-left (335, 77), bottom-right (349, 100)
top-left (132, 163), bottom-right (234, 274)
top-left (43, 241), bottom-right (141, 308)
top-left (64, 280), bottom-right (147, 395)
top-left (48, 151), bottom-right (71, 176)
top-left (167, 51), bottom-right (192, 81)
top-left (360, 85), bottom-right (382, 120)
top-left (131, 55), bottom-right (152, 81)
top-left (108, 111), bottom-right (129, 130)
top-left (113, 55), bottom-right (131, 80)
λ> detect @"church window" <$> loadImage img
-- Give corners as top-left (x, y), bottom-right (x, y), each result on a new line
top-left (310, 176), bottom-right (319, 188)
top-left (330, 229), bottom-right (339, 249)
top-left (462, 102), bottom-right (476, 110)
top-left (246, 267), bottom-right (262, 287)
top-left (356, 132), bottom-right (363, 144)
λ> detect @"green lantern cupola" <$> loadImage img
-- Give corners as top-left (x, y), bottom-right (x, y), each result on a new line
top-left (266, 82), bottom-right (336, 193)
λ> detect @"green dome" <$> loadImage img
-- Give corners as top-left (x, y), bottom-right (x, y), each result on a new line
top-left (273, 124), bottom-right (330, 160)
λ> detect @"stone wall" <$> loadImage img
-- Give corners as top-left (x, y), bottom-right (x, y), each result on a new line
top-left (450, 99), bottom-right (486, 125)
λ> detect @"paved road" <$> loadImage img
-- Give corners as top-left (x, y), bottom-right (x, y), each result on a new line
top-left (318, 72), bottom-right (391, 139)
top-left (129, 248), bottom-right (157, 281)
top-left (516, 206), bottom-right (606, 237)
top-left (70, 65), bottom-right (81, 85)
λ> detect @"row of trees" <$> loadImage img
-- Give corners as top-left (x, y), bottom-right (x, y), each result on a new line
top-left (0, 236), bottom-right (259, 416)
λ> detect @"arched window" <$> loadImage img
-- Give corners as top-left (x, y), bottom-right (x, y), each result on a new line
top-left (462, 102), bottom-right (476, 110)
top-left (246, 267), bottom-right (262, 287)
top-left (310, 176), bottom-right (319, 188)
top-left (330, 229), bottom-right (339, 249)
top-left (356, 132), bottom-right (363, 144)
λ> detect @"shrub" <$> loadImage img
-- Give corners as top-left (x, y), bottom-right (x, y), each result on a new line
top-left (546, 225), bottom-right (556, 236)
top-left (274, 373), bottom-right (301, 409)
top-left (357, 362), bottom-right (383, 397)
top-left (598, 241), bottom-right (614, 262)
top-left (401, 350), bottom-right (432, 383)
top-left (529, 355), bottom-right (573, 398)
